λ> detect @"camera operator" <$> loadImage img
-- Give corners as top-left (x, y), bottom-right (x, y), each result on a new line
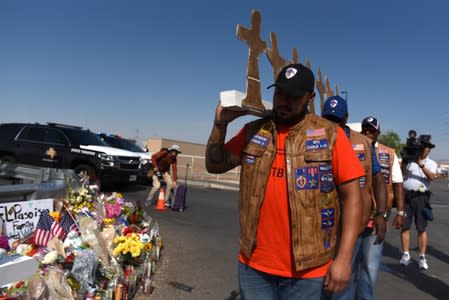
top-left (400, 136), bottom-right (437, 270)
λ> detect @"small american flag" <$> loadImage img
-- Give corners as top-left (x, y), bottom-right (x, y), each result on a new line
top-left (60, 212), bottom-right (79, 240)
top-left (306, 128), bottom-right (325, 137)
top-left (34, 210), bottom-right (63, 247)
top-left (353, 144), bottom-right (365, 151)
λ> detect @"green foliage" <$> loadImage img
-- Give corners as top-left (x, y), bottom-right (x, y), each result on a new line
top-left (378, 131), bottom-right (404, 156)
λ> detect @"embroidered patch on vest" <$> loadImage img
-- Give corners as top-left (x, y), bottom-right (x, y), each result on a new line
top-left (260, 122), bottom-right (273, 133)
top-left (244, 155), bottom-right (255, 165)
top-left (306, 128), bottom-right (325, 137)
top-left (319, 164), bottom-right (335, 193)
top-left (353, 144), bottom-right (364, 151)
top-left (321, 208), bottom-right (335, 229)
top-left (249, 134), bottom-right (269, 147)
top-left (324, 228), bottom-right (332, 249)
top-left (359, 176), bottom-right (366, 188)
top-left (380, 164), bottom-right (390, 183)
top-left (320, 193), bottom-right (333, 207)
top-left (305, 139), bottom-right (329, 151)
top-left (378, 152), bottom-right (390, 161)
top-left (295, 167), bottom-right (319, 190)
top-left (356, 153), bottom-right (366, 161)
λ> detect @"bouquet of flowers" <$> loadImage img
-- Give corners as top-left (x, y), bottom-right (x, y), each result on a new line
top-left (112, 233), bottom-right (146, 267)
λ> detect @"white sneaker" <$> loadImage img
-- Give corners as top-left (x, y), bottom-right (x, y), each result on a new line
top-left (419, 256), bottom-right (428, 270)
top-left (400, 253), bottom-right (411, 266)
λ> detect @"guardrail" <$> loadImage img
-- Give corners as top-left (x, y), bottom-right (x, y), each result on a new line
top-left (0, 161), bottom-right (81, 202)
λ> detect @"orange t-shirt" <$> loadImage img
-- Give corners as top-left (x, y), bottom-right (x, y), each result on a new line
top-left (225, 124), bottom-right (364, 278)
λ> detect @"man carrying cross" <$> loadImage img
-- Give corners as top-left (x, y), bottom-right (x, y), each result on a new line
top-left (206, 64), bottom-right (365, 299)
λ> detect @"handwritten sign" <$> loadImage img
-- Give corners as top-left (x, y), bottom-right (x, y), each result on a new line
top-left (0, 199), bottom-right (53, 246)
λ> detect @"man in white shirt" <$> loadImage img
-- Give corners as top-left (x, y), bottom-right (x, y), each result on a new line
top-left (400, 136), bottom-right (437, 270)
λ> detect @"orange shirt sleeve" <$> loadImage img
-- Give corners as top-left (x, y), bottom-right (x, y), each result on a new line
top-left (332, 127), bottom-right (365, 184)
top-left (224, 125), bottom-right (247, 157)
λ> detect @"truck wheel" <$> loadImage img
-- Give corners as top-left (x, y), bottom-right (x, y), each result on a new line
top-left (0, 155), bottom-right (16, 164)
top-left (74, 164), bottom-right (98, 186)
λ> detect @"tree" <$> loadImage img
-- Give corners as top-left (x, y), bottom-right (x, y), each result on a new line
top-left (378, 131), bottom-right (404, 156)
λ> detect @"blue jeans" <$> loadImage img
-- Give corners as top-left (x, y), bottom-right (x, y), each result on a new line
top-left (238, 262), bottom-right (324, 300)
top-left (330, 228), bottom-right (383, 300)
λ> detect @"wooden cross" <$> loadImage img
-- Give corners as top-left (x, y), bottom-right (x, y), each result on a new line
top-left (292, 48), bottom-right (299, 64)
top-left (237, 10), bottom-right (267, 113)
top-left (266, 32), bottom-right (287, 80)
top-left (316, 68), bottom-right (326, 113)
top-left (325, 77), bottom-right (334, 97)
top-left (305, 59), bottom-right (315, 115)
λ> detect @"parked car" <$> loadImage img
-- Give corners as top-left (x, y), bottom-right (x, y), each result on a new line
top-left (97, 133), bottom-right (152, 184)
top-left (0, 123), bottom-right (142, 186)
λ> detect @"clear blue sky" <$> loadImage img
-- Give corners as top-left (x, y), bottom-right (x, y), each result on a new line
top-left (1, 0), bottom-right (448, 160)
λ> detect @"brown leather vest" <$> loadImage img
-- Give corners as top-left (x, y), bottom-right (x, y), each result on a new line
top-left (375, 143), bottom-right (395, 211)
top-left (347, 129), bottom-right (374, 231)
top-left (239, 114), bottom-right (340, 271)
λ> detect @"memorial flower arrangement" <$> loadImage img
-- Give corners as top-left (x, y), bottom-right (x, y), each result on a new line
top-left (0, 178), bottom-right (163, 299)
top-left (112, 233), bottom-right (146, 266)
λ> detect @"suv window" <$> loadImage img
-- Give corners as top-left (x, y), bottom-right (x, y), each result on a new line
top-left (101, 135), bottom-right (144, 152)
top-left (17, 127), bottom-right (46, 142)
top-left (17, 127), bottom-right (69, 146)
top-left (61, 127), bottom-right (108, 147)
top-left (45, 128), bottom-right (69, 145)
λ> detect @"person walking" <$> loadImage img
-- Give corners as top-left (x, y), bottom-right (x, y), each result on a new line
top-left (361, 116), bottom-right (406, 228)
top-left (400, 137), bottom-right (437, 270)
top-left (206, 64), bottom-right (365, 299)
top-left (321, 97), bottom-right (387, 300)
top-left (146, 144), bottom-right (181, 207)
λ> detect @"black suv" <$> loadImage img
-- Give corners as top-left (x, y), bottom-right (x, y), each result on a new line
top-left (97, 133), bottom-right (152, 183)
top-left (0, 123), bottom-right (142, 186)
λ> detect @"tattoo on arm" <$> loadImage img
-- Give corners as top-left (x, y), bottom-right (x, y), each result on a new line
top-left (207, 144), bottom-right (226, 163)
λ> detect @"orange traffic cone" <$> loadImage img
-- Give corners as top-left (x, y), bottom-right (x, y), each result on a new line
top-left (155, 187), bottom-right (168, 210)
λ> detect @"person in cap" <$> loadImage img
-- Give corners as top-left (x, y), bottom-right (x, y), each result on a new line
top-left (359, 116), bottom-right (406, 293)
top-left (321, 96), bottom-right (387, 300)
top-left (206, 64), bottom-right (365, 298)
top-left (146, 144), bottom-right (181, 207)
top-left (400, 135), bottom-right (437, 270)
top-left (361, 116), bottom-right (406, 228)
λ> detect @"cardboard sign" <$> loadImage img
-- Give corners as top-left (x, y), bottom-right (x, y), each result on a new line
top-left (0, 198), bottom-right (53, 246)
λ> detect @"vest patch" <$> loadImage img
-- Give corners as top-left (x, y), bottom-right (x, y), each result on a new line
top-left (359, 176), bottom-right (367, 188)
top-left (320, 193), bottom-right (333, 207)
top-left (305, 139), bottom-right (329, 151)
top-left (244, 155), bottom-right (255, 165)
top-left (378, 152), bottom-right (390, 161)
top-left (306, 128), bottom-right (325, 137)
top-left (321, 208), bottom-right (335, 229)
top-left (324, 228), bottom-right (332, 249)
top-left (295, 167), bottom-right (319, 190)
top-left (380, 163), bottom-right (391, 183)
top-left (353, 144), bottom-right (364, 151)
top-left (357, 153), bottom-right (366, 161)
top-left (249, 134), bottom-right (269, 147)
top-left (319, 164), bottom-right (335, 193)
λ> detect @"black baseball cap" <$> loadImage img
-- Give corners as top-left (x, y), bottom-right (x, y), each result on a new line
top-left (362, 116), bottom-right (380, 131)
top-left (267, 64), bottom-right (315, 97)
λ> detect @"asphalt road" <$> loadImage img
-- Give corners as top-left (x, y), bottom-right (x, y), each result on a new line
top-left (119, 179), bottom-right (449, 300)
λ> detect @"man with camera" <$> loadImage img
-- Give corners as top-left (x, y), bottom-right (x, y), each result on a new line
top-left (400, 134), bottom-right (437, 270)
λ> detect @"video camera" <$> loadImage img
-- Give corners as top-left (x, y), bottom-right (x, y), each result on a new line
top-left (401, 130), bottom-right (432, 164)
